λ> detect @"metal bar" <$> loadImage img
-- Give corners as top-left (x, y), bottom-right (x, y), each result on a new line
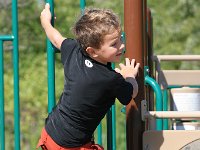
top-left (145, 111), bottom-right (200, 119)
top-left (0, 35), bottom-right (14, 41)
top-left (46, 0), bottom-right (56, 113)
top-left (163, 89), bottom-right (168, 130)
top-left (111, 63), bottom-right (116, 150)
top-left (111, 104), bottom-right (116, 150)
top-left (124, 0), bottom-right (145, 149)
top-left (80, 0), bottom-right (85, 14)
top-left (145, 74), bottom-right (163, 130)
top-left (97, 124), bottom-right (102, 145)
top-left (12, 0), bottom-right (20, 149)
top-left (154, 55), bottom-right (200, 61)
top-left (0, 40), bottom-right (5, 150)
top-left (106, 108), bottom-right (113, 150)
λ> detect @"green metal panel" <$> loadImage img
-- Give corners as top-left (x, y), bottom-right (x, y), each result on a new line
top-left (46, 0), bottom-right (56, 113)
top-left (12, 0), bottom-right (20, 149)
top-left (0, 40), bottom-right (5, 150)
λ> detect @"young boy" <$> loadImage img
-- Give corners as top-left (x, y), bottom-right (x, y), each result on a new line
top-left (37, 3), bottom-right (140, 150)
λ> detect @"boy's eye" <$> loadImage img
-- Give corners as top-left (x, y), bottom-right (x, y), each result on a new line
top-left (111, 42), bottom-right (117, 47)
top-left (120, 36), bottom-right (123, 42)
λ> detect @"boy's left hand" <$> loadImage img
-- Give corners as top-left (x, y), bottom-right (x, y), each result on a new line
top-left (115, 58), bottom-right (140, 79)
top-left (40, 3), bottom-right (52, 28)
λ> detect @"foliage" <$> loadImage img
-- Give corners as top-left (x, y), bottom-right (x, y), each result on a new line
top-left (148, 0), bottom-right (200, 69)
top-left (1, 0), bottom-right (200, 149)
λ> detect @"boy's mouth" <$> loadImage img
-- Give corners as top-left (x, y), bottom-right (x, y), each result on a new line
top-left (116, 52), bottom-right (122, 56)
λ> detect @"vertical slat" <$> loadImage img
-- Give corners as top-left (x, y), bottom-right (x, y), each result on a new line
top-left (80, 0), bottom-right (86, 14)
top-left (106, 108), bottom-right (113, 150)
top-left (0, 40), bottom-right (5, 150)
top-left (111, 105), bottom-right (116, 150)
top-left (163, 89), bottom-right (168, 130)
top-left (46, 0), bottom-right (56, 113)
top-left (97, 124), bottom-right (102, 145)
top-left (12, 0), bottom-right (20, 149)
top-left (111, 63), bottom-right (116, 150)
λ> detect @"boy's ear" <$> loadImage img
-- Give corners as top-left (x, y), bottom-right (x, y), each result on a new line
top-left (85, 47), bottom-right (98, 58)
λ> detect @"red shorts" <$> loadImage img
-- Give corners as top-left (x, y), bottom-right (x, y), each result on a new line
top-left (36, 128), bottom-right (104, 150)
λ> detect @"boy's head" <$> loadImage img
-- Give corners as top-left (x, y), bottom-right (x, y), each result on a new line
top-left (73, 8), bottom-right (121, 50)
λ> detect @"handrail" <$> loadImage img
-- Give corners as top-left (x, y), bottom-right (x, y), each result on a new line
top-left (144, 66), bottom-right (163, 130)
top-left (144, 111), bottom-right (200, 119)
top-left (154, 55), bottom-right (200, 61)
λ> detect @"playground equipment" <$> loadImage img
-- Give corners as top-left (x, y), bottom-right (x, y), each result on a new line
top-left (0, 0), bottom-right (20, 150)
top-left (142, 55), bottom-right (200, 149)
top-left (124, 0), bottom-right (200, 149)
top-left (1, 0), bottom-right (200, 150)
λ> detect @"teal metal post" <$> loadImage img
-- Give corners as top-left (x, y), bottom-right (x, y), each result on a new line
top-left (0, 40), bottom-right (5, 150)
top-left (12, 0), bottom-right (20, 149)
top-left (105, 65), bottom-right (117, 150)
top-left (46, 0), bottom-right (56, 113)
top-left (106, 102), bottom-right (117, 150)
top-left (111, 63), bottom-right (116, 150)
top-left (97, 124), bottom-right (102, 145)
top-left (144, 66), bottom-right (163, 130)
top-left (0, 36), bottom-right (14, 150)
top-left (163, 89), bottom-right (168, 130)
top-left (80, 0), bottom-right (86, 14)
top-left (111, 105), bottom-right (116, 150)
top-left (106, 108), bottom-right (113, 150)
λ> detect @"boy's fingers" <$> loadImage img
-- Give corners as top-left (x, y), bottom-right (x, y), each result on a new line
top-left (114, 68), bottom-right (121, 73)
top-left (119, 63), bottom-right (125, 69)
top-left (135, 63), bottom-right (140, 71)
top-left (131, 59), bottom-right (135, 66)
top-left (45, 3), bottom-right (50, 9)
top-left (125, 58), bottom-right (130, 66)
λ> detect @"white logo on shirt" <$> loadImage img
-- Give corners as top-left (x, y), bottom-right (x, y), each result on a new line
top-left (85, 59), bottom-right (93, 68)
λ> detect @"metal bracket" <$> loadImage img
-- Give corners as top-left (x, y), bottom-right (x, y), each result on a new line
top-left (141, 100), bottom-right (147, 121)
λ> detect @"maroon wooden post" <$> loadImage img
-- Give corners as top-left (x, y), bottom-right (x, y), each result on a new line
top-left (124, 0), bottom-right (145, 149)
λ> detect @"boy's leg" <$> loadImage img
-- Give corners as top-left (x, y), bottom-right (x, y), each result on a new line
top-left (36, 128), bottom-right (48, 149)
top-left (37, 128), bottom-right (104, 150)
top-left (36, 127), bottom-right (61, 150)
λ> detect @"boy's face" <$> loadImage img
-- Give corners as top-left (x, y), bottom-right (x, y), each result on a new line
top-left (94, 29), bottom-right (125, 64)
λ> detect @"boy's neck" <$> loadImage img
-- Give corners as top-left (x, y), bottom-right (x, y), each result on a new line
top-left (90, 56), bottom-right (108, 65)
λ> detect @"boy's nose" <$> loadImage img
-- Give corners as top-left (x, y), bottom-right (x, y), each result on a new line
top-left (119, 43), bottom-right (125, 51)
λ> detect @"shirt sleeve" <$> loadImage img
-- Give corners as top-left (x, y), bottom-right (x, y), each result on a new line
top-left (113, 74), bottom-right (135, 105)
top-left (60, 38), bottom-right (78, 65)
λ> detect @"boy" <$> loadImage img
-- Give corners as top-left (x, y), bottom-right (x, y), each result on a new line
top-left (37, 3), bottom-right (140, 150)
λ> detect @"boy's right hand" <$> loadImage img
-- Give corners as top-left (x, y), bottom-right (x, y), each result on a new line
top-left (115, 58), bottom-right (140, 79)
top-left (40, 3), bottom-right (52, 29)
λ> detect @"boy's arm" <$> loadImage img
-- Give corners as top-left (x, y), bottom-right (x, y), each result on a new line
top-left (115, 58), bottom-right (140, 98)
top-left (40, 3), bottom-right (65, 50)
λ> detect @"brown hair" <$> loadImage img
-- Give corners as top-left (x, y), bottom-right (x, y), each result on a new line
top-left (73, 8), bottom-right (120, 50)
